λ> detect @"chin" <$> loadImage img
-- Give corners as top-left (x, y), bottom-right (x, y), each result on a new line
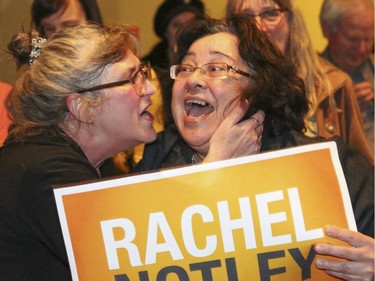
top-left (182, 132), bottom-right (211, 148)
top-left (146, 131), bottom-right (157, 143)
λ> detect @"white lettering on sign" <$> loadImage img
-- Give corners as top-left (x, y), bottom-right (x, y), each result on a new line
top-left (181, 204), bottom-right (217, 257)
top-left (145, 212), bottom-right (183, 265)
top-left (100, 188), bottom-right (323, 270)
top-left (100, 218), bottom-right (142, 270)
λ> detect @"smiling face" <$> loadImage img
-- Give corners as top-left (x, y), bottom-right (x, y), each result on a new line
top-left (91, 51), bottom-right (157, 152)
top-left (171, 32), bottom-right (252, 156)
top-left (236, 0), bottom-right (290, 55)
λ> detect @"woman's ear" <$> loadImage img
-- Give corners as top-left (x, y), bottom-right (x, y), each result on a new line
top-left (66, 93), bottom-right (87, 123)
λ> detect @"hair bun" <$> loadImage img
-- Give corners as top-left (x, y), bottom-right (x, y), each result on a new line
top-left (7, 30), bottom-right (39, 67)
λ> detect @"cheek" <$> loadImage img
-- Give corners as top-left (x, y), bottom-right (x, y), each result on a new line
top-left (271, 24), bottom-right (287, 41)
top-left (107, 92), bottom-right (139, 117)
top-left (171, 82), bottom-right (184, 111)
top-left (212, 85), bottom-right (240, 118)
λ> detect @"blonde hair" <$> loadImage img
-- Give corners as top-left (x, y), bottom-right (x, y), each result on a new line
top-left (227, 0), bottom-right (334, 118)
top-left (7, 23), bottom-right (138, 140)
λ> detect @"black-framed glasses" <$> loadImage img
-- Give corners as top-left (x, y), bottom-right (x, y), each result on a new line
top-left (77, 62), bottom-right (151, 96)
top-left (248, 8), bottom-right (287, 27)
top-left (170, 63), bottom-right (254, 80)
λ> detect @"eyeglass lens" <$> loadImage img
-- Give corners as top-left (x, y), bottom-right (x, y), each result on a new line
top-left (171, 63), bottom-right (252, 80)
top-left (133, 65), bottom-right (149, 96)
top-left (252, 9), bottom-right (286, 27)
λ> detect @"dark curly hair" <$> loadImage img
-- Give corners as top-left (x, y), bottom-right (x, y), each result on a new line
top-left (175, 15), bottom-right (309, 136)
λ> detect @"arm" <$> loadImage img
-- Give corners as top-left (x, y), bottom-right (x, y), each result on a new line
top-left (315, 225), bottom-right (374, 281)
top-left (339, 79), bottom-right (374, 164)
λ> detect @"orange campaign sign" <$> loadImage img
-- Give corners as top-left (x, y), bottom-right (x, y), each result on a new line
top-left (54, 142), bottom-right (356, 281)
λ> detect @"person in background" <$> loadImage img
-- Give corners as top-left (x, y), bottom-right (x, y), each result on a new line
top-left (143, 0), bottom-right (206, 128)
top-left (320, 0), bottom-right (374, 154)
top-left (134, 15), bottom-right (374, 280)
top-left (0, 24), bottom-right (156, 281)
top-left (116, 0), bottom-right (207, 172)
top-left (226, 0), bottom-right (373, 164)
top-left (0, 82), bottom-right (13, 146)
top-left (31, 0), bottom-right (102, 38)
top-left (30, 0), bottom-right (131, 175)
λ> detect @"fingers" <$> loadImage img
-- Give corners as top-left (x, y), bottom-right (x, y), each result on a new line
top-left (316, 260), bottom-right (368, 281)
top-left (224, 99), bottom-right (250, 126)
top-left (314, 225), bottom-right (375, 281)
top-left (324, 225), bottom-right (374, 248)
top-left (222, 99), bottom-right (265, 131)
top-left (353, 81), bottom-right (372, 91)
top-left (249, 111), bottom-right (265, 137)
top-left (206, 100), bottom-right (265, 161)
top-left (353, 82), bottom-right (374, 104)
top-left (315, 258), bottom-right (374, 281)
top-left (249, 110), bottom-right (265, 127)
top-left (315, 242), bottom-right (358, 260)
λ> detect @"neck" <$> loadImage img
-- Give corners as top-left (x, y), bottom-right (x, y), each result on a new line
top-left (61, 120), bottom-right (115, 169)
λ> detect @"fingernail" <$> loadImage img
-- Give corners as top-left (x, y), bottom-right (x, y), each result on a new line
top-left (325, 225), bottom-right (334, 236)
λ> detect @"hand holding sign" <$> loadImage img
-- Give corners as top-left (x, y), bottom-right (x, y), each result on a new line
top-left (315, 226), bottom-right (374, 280)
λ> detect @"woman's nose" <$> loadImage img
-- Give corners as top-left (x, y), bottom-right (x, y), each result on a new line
top-left (185, 68), bottom-right (206, 90)
top-left (144, 79), bottom-right (156, 96)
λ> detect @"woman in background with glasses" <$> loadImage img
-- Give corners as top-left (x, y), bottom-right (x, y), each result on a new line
top-left (0, 24), bottom-right (157, 281)
top-left (226, 0), bottom-right (374, 164)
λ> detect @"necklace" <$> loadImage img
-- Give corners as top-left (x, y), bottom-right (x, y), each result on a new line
top-left (191, 153), bottom-right (204, 164)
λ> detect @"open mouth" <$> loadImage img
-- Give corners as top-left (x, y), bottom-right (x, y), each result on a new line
top-left (185, 99), bottom-right (214, 117)
top-left (141, 106), bottom-right (154, 121)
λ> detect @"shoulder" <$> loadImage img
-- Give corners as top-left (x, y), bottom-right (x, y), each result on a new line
top-left (1, 134), bottom-right (98, 187)
top-left (319, 57), bottom-right (352, 91)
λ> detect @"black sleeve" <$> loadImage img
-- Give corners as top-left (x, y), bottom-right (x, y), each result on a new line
top-left (336, 138), bottom-right (374, 238)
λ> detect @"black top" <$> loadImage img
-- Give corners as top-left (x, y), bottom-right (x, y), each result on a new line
top-left (0, 132), bottom-right (99, 281)
top-left (134, 126), bottom-right (374, 238)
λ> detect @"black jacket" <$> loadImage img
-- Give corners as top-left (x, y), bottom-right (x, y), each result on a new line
top-left (0, 133), bottom-right (99, 281)
top-left (134, 126), bottom-right (374, 237)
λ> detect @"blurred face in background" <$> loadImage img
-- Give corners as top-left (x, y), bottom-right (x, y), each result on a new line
top-left (41, 0), bottom-right (87, 38)
top-left (234, 0), bottom-right (290, 54)
top-left (326, 9), bottom-right (374, 72)
top-left (166, 11), bottom-right (197, 51)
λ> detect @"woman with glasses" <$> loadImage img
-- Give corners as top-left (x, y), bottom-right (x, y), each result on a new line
top-left (226, 0), bottom-right (374, 165)
top-left (0, 24), bottom-right (156, 280)
top-left (134, 15), bottom-right (374, 280)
